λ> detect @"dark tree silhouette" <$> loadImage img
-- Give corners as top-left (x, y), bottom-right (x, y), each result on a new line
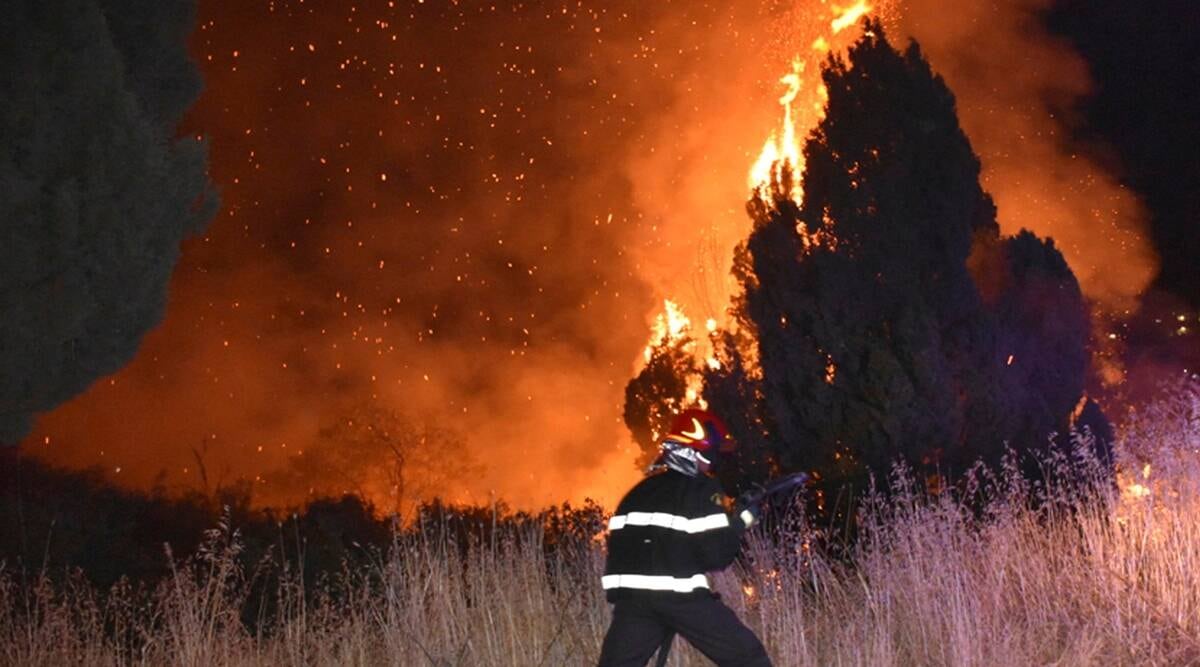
top-left (727, 22), bottom-right (1102, 497)
top-left (701, 328), bottom-right (776, 493)
top-left (277, 404), bottom-right (479, 518)
top-left (0, 0), bottom-right (216, 443)
top-left (742, 23), bottom-right (998, 491)
top-left (696, 243), bottom-right (779, 493)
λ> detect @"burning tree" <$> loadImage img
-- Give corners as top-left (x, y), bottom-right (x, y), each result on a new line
top-left (738, 21), bottom-right (1106, 494)
top-left (0, 0), bottom-right (216, 443)
top-left (623, 300), bottom-right (709, 469)
top-left (628, 21), bottom-right (1109, 501)
top-left (624, 332), bottom-right (697, 469)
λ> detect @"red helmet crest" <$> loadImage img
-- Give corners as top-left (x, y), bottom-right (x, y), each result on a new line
top-left (664, 408), bottom-right (733, 454)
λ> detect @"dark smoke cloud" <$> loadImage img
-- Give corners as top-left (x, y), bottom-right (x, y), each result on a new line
top-left (0, 0), bottom-right (216, 443)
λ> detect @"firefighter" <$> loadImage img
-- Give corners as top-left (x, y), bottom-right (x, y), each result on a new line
top-left (597, 408), bottom-right (772, 667)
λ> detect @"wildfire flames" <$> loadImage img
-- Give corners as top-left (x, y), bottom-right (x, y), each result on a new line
top-left (646, 299), bottom-right (692, 364)
top-left (748, 57), bottom-right (806, 203)
top-left (645, 299), bottom-right (713, 408)
top-left (28, 0), bottom-right (1161, 514)
top-left (748, 1), bottom-right (881, 205)
top-left (646, 1), bottom-right (883, 401)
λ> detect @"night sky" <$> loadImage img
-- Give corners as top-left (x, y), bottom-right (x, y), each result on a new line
top-left (23, 0), bottom-right (1197, 510)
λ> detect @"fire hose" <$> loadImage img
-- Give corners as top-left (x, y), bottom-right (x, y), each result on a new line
top-left (652, 472), bottom-right (810, 667)
top-left (733, 471), bottom-right (811, 518)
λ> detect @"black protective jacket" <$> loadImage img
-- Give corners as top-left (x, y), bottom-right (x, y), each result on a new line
top-left (602, 468), bottom-right (748, 601)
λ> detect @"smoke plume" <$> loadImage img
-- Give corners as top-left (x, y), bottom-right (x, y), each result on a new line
top-left (899, 0), bottom-right (1158, 311)
top-left (24, 0), bottom-right (1156, 511)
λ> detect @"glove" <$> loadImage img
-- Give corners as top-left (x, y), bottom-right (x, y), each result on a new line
top-left (733, 489), bottom-right (762, 528)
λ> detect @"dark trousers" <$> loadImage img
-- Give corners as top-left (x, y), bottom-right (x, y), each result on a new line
top-left (597, 594), bottom-right (772, 667)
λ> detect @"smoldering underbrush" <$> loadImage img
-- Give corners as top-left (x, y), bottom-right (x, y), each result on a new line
top-left (2, 383), bottom-right (1199, 666)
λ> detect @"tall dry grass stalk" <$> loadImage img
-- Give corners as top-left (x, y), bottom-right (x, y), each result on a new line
top-left (2, 384), bottom-right (1198, 666)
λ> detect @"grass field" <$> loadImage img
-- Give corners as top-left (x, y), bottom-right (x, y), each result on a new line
top-left (3, 385), bottom-right (1198, 666)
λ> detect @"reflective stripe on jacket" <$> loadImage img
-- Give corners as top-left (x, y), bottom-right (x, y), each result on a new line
top-left (602, 469), bottom-right (746, 600)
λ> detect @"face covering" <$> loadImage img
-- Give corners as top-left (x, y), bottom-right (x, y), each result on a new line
top-left (652, 439), bottom-right (711, 477)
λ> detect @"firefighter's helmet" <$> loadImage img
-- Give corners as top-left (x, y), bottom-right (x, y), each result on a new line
top-left (663, 408), bottom-right (734, 469)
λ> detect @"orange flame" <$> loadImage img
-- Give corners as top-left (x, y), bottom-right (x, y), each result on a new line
top-left (645, 298), bottom-right (691, 362)
top-left (644, 300), bottom-right (708, 408)
top-left (645, 1), bottom-right (887, 459)
top-left (748, 2), bottom-right (880, 205)
top-left (832, 1), bottom-right (873, 35)
top-left (749, 59), bottom-right (806, 203)
top-left (824, 354), bottom-right (837, 384)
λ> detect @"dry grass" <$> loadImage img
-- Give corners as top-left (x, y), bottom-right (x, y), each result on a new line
top-left (2, 385), bottom-right (1198, 666)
